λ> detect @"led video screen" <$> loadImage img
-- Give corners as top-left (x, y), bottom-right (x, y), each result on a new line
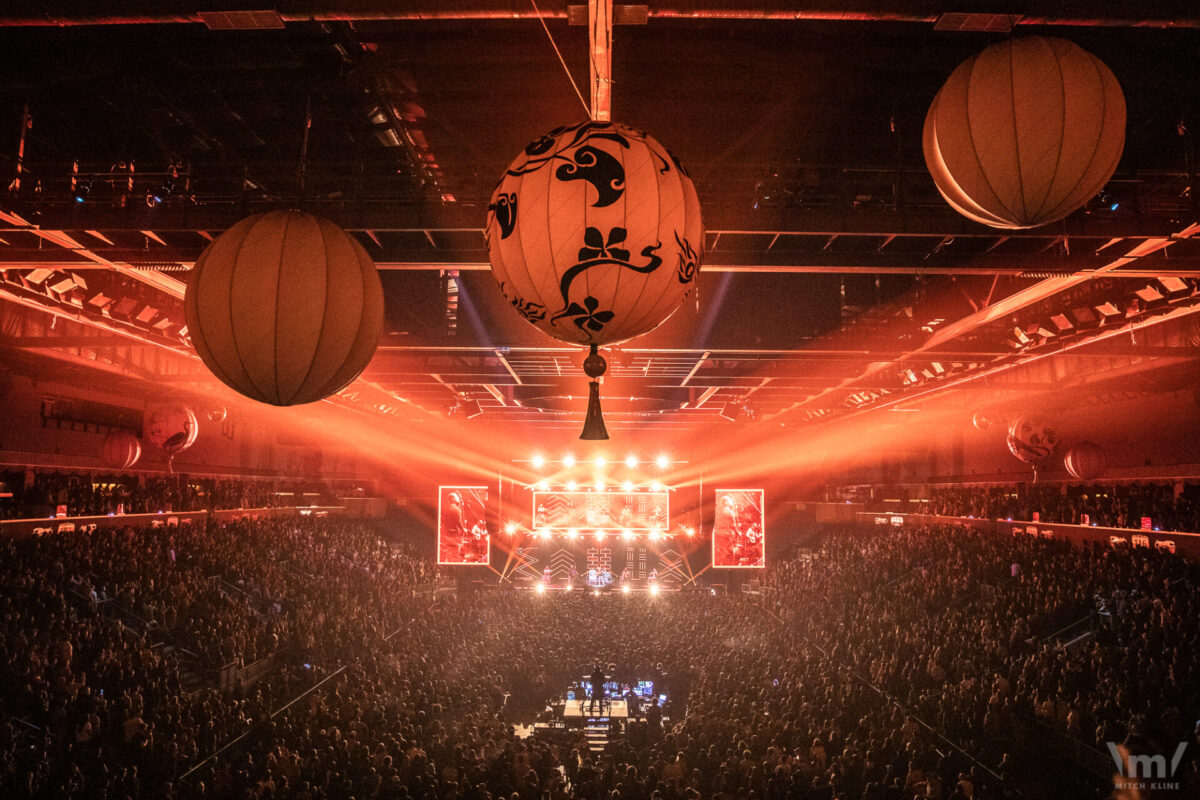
top-left (532, 490), bottom-right (669, 531)
top-left (712, 489), bottom-right (764, 568)
top-left (437, 486), bottom-right (490, 565)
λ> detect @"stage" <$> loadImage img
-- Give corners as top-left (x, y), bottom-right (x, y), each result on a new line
top-left (562, 699), bottom-right (628, 719)
top-left (527, 582), bottom-right (678, 595)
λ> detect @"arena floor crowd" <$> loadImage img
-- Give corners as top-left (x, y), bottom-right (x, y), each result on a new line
top-left (1, 517), bottom-right (1197, 800)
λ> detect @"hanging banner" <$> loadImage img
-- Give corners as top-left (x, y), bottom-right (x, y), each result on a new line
top-left (437, 486), bottom-right (490, 565)
top-left (712, 489), bottom-right (765, 568)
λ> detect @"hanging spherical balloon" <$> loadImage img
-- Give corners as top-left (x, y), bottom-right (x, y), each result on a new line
top-left (1064, 441), bottom-right (1106, 481)
top-left (207, 406), bottom-right (227, 423)
top-left (1006, 416), bottom-right (1059, 464)
top-left (971, 412), bottom-right (992, 431)
top-left (486, 120), bottom-right (704, 439)
top-left (924, 36), bottom-right (1125, 229)
top-left (145, 405), bottom-right (198, 472)
top-left (184, 210), bottom-right (384, 406)
top-left (100, 431), bottom-right (142, 470)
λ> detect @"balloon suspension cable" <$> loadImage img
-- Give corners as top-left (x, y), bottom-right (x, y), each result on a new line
top-left (581, 344), bottom-right (609, 440)
top-left (529, 0), bottom-right (591, 119)
top-left (296, 92), bottom-right (312, 210)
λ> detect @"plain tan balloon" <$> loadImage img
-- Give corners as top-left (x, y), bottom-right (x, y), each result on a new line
top-left (185, 210), bottom-right (384, 406)
top-left (924, 37), bottom-right (1125, 230)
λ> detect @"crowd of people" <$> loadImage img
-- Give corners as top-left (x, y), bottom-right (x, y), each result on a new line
top-left (766, 526), bottom-right (1200, 797)
top-left (0, 471), bottom-right (342, 519)
top-left (1, 515), bottom-right (1197, 800)
top-left (879, 482), bottom-right (1200, 533)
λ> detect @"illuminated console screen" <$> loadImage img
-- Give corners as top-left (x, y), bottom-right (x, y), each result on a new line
top-left (572, 679), bottom-right (657, 700)
top-left (533, 491), bottom-right (669, 531)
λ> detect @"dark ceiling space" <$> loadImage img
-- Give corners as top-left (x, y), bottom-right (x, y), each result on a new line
top-left (0, 3), bottom-right (1198, 432)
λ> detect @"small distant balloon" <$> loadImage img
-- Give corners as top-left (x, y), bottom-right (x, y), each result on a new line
top-left (1006, 416), bottom-right (1059, 464)
top-left (972, 412), bottom-right (992, 431)
top-left (1064, 441), bottom-right (1106, 481)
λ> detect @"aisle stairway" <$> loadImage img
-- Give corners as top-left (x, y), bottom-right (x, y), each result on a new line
top-left (583, 717), bottom-right (608, 753)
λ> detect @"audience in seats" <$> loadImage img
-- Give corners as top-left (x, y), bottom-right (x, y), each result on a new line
top-left (872, 482), bottom-right (1200, 533)
top-left (0, 470), bottom-right (343, 519)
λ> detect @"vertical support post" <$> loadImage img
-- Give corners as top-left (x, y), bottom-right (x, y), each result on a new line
top-left (588, 0), bottom-right (612, 121)
top-left (8, 104), bottom-right (31, 193)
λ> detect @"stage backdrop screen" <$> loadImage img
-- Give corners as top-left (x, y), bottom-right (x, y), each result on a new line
top-left (712, 489), bottom-right (765, 568)
top-left (532, 490), bottom-right (669, 531)
top-left (438, 486), bottom-right (490, 565)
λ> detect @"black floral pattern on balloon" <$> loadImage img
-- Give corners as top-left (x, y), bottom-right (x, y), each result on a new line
top-left (506, 121), bottom-right (634, 180)
top-left (674, 232), bottom-right (698, 284)
top-left (579, 226), bottom-right (630, 262)
top-left (510, 296), bottom-right (547, 323)
top-left (650, 147), bottom-right (671, 175)
top-left (499, 282), bottom-right (546, 323)
top-left (524, 126), bottom-right (567, 157)
top-left (555, 145), bottom-right (626, 207)
top-left (558, 295), bottom-right (615, 333)
top-left (549, 226), bottom-right (664, 340)
top-left (488, 192), bottom-right (518, 239)
top-left (668, 149), bottom-right (690, 178)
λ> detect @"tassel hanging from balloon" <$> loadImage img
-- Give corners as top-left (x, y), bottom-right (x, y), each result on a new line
top-left (580, 345), bottom-right (609, 440)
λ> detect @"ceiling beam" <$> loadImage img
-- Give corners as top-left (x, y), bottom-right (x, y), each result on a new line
top-left (782, 221), bottom-right (1200, 418)
top-left (11, 259), bottom-right (1199, 279)
top-left (0, 2), bottom-right (1194, 29)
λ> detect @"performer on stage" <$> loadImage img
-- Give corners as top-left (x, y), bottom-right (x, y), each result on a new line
top-left (543, 565), bottom-right (552, 586)
top-left (588, 663), bottom-right (607, 715)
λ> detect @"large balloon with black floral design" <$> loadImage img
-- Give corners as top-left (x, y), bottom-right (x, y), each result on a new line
top-left (486, 121), bottom-right (703, 347)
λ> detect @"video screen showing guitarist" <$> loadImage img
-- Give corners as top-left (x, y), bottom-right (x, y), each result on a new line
top-left (712, 490), bottom-right (764, 568)
top-left (438, 487), bottom-right (490, 564)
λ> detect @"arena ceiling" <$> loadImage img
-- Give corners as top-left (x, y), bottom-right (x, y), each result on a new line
top-left (1, 1), bottom-right (1199, 436)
